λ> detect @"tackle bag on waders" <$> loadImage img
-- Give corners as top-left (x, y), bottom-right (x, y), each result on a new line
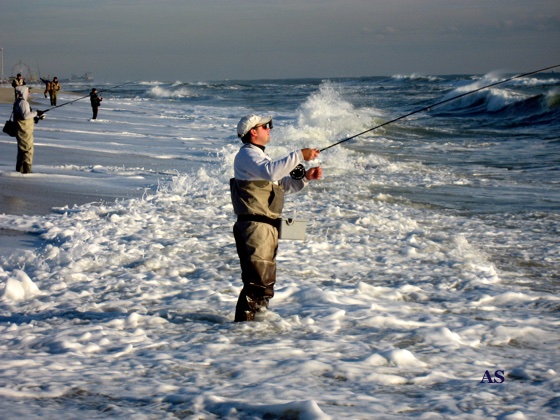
top-left (3, 112), bottom-right (17, 137)
top-left (279, 218), bottom-right (308, 241)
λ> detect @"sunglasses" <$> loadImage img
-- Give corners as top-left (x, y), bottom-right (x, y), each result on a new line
top-left (255, 121), bottom-right (273, 130)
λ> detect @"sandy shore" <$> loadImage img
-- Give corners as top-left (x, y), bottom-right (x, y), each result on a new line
top-left (0, 84), bottom-right (76, 105)
top-left (1, 84), bottom-right (42, 104)
top-left (1, 85), bottom-right (112, 218)
top-left (0, 86), bottom-right (16, 104)
top-left (1, 85), bottom-right (141, 256)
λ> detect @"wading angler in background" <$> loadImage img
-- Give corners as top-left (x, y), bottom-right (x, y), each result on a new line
top-left (44, 77), bottom-right (61, 106)
top-left (89, 88), bottom-right (103, 120)
top-left (13, 86), bottom-right (44, 174)
top-left (11, 73), bottom-right (26, 100)
top-left (230, 114), bottom-right (322, 322)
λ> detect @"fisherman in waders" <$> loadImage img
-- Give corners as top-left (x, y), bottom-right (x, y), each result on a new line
top-left (45, 77), bottom-right (61, 106)
top-left (89, 88), bottom-right (103, 120)
top-left (11, 73), bottom-right (26, 100)
top-left (230, 114), bottom-right (322, 322)
top-left (13, 86), bottom-right (44, 173)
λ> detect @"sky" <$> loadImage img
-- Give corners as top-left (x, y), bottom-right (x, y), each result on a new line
top-left (1, 0), bottom-right (559, 82)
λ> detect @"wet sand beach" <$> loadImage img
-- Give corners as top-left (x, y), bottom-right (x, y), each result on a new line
top-left (0, 85), bottom-right (145, 255)
top-left (1, 85), bottom-right (139, 216)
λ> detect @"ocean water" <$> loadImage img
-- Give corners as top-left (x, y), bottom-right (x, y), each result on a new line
top-left (0, 71), bottom-right (559, 419)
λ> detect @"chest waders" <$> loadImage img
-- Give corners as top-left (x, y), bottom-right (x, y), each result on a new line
top-left (230, 179), bottom-right (285, 321)
top-left (15, 117), bottom-right (35, 173)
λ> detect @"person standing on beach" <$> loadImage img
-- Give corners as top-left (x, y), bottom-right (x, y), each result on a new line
top-left (230, 114), bottom-right (322, 322)
top-left (11, 73), bottom-right (26, 100)
top-left (13, 86), bottom-right (44, 174)
top-left (45, 77), bottom-right (61, 106)
top-left (89, 88), bottom-right (102, 120)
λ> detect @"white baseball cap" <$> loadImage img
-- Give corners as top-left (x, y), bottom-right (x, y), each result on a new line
top-left (237, 114), bottom-right (272, 138)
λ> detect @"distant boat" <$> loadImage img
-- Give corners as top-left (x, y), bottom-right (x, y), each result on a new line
top-left (66, 72), bottom-right (94, 82)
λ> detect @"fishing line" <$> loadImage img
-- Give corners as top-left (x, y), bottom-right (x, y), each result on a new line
top-left (40, 81), bottom-right (135, 114)
top-left (289, 64), bottom-right (559, 179)
top-left (319, 64), bottom-right (560, 152)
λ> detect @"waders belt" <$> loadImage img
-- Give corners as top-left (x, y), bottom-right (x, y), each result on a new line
top-left (237, 214), bottom-right (281, 229)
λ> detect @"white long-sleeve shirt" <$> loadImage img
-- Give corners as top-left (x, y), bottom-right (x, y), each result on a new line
top-left (233, 143), bottom-right (308, 194)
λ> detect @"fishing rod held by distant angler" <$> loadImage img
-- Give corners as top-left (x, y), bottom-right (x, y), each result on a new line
top-left (40, 81), bottom-right (135, 114)
top-left (318, 64), bottom-right (560, 152)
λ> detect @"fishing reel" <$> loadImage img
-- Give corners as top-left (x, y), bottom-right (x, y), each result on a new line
top-left (34, 110), bottom-right (45, 124)
top-left (290, 164), bottom-right (306, 180)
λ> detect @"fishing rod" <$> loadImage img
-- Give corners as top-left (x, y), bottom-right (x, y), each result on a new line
top-left (40, 81), bottom-right (135, 114)
top-left (319, 63), bottom-right (560, 152)
top-left (288, 64), bottom-right (560, 179)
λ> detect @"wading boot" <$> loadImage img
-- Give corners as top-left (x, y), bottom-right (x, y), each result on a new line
top-left (234, 310), bottom-right (255, 322)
